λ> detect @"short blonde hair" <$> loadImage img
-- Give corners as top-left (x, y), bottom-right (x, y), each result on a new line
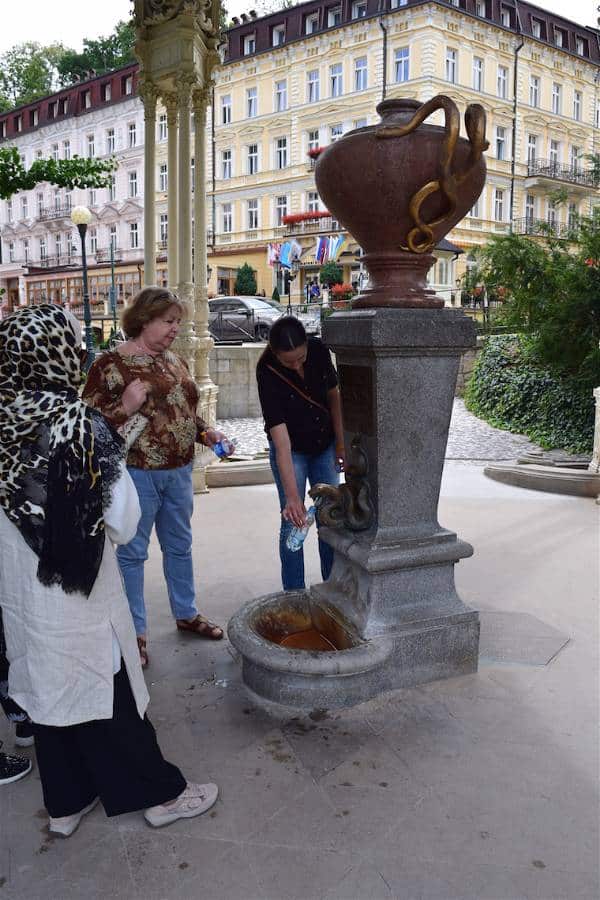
top-left (122, 287), bottom-right (186, 338)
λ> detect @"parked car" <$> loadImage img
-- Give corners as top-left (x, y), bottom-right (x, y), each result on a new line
top-left (208, 296), bottom-right (283, 342)
top-left (265, 300), bottom-right (321, 336)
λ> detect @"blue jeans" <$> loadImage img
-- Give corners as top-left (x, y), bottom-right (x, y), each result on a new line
top-left (269, 442), bottom-right (339, 591)
top-left (117, 463), bottom-right (197, 636)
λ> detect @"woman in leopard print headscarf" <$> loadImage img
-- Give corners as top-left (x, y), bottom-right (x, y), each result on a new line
top-left (0, 304), bottom-right (218, 837)
top-left (0, 303), bottom-right (123, 595)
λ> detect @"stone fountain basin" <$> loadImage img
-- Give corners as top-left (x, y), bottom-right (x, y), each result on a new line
top-left (227, 590), bottom-right (394, 709)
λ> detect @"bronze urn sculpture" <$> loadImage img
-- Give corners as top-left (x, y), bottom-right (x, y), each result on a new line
top-left (315, 95), bottom-right (488, 308)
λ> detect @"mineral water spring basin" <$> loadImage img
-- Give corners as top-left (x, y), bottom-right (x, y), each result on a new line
top-left (227, 590), bottom-right (395, 709)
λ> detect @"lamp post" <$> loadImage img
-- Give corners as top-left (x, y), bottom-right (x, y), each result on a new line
top-left (71, 205), bottom-right (94, 369)
top-left (109, 238), bottom-right (117, 339)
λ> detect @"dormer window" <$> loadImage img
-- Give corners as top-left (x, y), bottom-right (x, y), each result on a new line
top-left (531, 18), bottom-right (542, 39)
top-left (243, 33), bottom-right (256, 54)
top-left (554, 27), bottom-right (566, 48)
top-left (122, 75), bottom-right (133, 95)
top-left (351, 0), bottom-right (367, 19)
top-left (102, 82), bottom-right (112, 102)
top-left (305, 12), bottom-right (319, 33)
top-left (475, 0), bottom-right (486, 16)
top-left (0, 121), bottom-right (6, 139)
top-left (272, 24), bottom-right (285, 47)
top-left (576, 36), bottom-right (587, 56)
top-left (328, 6), bottom-right (342, 26)
top-left (14, 115), bottom-right (22, 133)
top-left (81, 90), bottom-right (91, 109)
top-left (29, 109), bottom-right (38, 127)
top-left (500, 6), bottom-right (512, 28)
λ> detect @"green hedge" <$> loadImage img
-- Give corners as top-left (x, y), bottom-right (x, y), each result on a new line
top-left (464, 334), bottom-right (596, 454)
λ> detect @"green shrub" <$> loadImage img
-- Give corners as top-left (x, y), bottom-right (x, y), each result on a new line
top-left (465, 334), bottom-right (596, 454)
top-left (234, 262), bottom-right (257, 295)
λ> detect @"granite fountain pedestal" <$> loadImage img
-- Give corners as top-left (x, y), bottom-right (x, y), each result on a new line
top-left (229, 95), bottom-right (486, 708)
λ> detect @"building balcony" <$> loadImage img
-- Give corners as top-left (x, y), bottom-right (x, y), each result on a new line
top-left (525, 159), bottom-right (597, 192)
top-left (33, 254), bottom-right (81, 269)
top-left (512, 217), bottom-right (578, 239)
top-left (38, 205), bottom-right (73, 221)
top-left (275, 215), bottom-right (341, 238)
top-left (94, 247), bottom-right (123, 263)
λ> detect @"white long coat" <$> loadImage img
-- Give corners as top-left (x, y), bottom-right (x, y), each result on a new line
top-left (0, 466), bottom-right (149, 727)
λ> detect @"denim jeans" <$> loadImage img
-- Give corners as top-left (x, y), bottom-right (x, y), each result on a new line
top-left (269, 442), bottom-right (339, 591)
top-left (116, 463), bottom-right (197, 636)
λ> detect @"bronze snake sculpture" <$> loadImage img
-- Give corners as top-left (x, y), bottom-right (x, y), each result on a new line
top-left (376, 95), bottom-right (489, 254)
top-left (309, 434), bottom-right (374, 532)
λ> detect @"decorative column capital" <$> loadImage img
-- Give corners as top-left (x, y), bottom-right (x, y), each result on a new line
top-left (139, 79), bottom-right (160, 117)
top-left (163, 91), bottom-right (179, 123)
top-left (176, 73), bottom-right (196, 107)
top-left (192, 83), bottom-right (212, 124)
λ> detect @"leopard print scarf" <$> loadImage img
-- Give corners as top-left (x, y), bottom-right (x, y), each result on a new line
top-left (0, 304), bottom-right (124, 596)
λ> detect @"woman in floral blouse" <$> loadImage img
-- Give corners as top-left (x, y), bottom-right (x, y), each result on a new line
top-left (83, 287), bottom-right (231, 667)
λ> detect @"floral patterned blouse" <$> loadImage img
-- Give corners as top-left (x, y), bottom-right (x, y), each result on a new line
top-left (82, 350), bottom-right (209, 470)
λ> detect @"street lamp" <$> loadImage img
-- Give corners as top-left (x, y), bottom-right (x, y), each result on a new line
top-left (71, 205), bottom-right (94, 369)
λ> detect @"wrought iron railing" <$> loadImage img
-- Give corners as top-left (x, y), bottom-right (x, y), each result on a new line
top-left (275, 215), bottom-right (342, 237)
top-left (512, 217), bottom-right (579, 239)
top-left (38, 205), bottom-right (73, 221)
top-left (526, 158), bottom-right (598, 187)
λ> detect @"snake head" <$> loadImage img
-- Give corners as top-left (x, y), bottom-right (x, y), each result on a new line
top-left (464, 104), bottom-right (490, 153)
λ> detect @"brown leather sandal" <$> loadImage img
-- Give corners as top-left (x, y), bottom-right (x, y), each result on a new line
top-left (137, 636), bottom-right (149, 668)
top-left (176, 616), bottom-right (224, 640)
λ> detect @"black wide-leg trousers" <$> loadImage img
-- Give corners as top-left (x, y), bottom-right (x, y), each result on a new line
top-left (33, 665), bottom-right (186, 818)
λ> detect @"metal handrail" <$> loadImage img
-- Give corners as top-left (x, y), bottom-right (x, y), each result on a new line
top-left (526, 158), bottom-right (597, 187)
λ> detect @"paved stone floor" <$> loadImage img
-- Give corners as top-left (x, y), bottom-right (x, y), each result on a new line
top-left (218, 399), bottom-right (540, 462)
top-left (1, 466), bottom-right (597, 900)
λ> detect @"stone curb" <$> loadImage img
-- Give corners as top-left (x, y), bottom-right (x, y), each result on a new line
top-left (205, 458), bottom-right (273, 488)
top-left (484, 462), bottom-right (600, 498)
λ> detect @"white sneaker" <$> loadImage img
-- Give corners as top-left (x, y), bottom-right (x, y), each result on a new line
top-left (144, 782), bottom-right (218, 828)
top-left (49, 797), bottom-right (100, 838)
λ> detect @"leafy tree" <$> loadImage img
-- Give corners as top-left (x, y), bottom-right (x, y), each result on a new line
top-left (0, 42), bottom-right (65, 111)
top-left (319, 261), bottom-right (343, 287)
top-left (473, 223), bottom-right (600, 377)
top-left (56, 21), bottom-right (135, 86)
top-left (234, 262), bottom-right (257, 295)
top-left (0, 146), bottom-right (116, 200)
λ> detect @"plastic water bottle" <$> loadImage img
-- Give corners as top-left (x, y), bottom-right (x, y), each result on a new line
top-left (213, 437), bottom-right (236, 458)
top-left (286, 505), bottom-right (316, 552)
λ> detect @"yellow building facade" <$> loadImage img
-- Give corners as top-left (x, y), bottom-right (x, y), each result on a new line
top-left (207, 0), bottom-right (600, 301)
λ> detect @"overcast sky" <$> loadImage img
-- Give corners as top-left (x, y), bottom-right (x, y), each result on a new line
top-left (0, 0), bottom-right (595, 53)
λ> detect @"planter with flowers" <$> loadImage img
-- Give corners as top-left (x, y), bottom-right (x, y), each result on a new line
top-left (281, 210), bottom-right (331, 226)
top-left (331, 282), bottom-right (354, 307)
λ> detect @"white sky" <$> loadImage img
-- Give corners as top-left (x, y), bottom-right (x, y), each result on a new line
top-left (0, 0), bottom-right (595, 53)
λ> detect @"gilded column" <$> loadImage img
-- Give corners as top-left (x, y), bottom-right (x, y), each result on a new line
top-left (140, 79), bottom-right (159, 286)
top-left (192, 85), bottom-right (219, 489)
top-left (177, 75), bottom-right (194, 313)
top-left (173, 74), bottom-right (198, 381)
top-left (164, 92), bottom-right (179, 292)
top-left (193, 85), bottom-right (216, 389)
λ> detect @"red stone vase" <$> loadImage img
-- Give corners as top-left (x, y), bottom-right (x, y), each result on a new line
top-left (315, 96), bottom-right (488, 308)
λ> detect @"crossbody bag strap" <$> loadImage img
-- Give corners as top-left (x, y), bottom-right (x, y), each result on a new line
top-left (266, 364), bottom-right (330, 415)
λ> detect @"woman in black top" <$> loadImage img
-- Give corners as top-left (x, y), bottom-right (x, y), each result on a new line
top-left (256, 317), bottom-right (345, 590)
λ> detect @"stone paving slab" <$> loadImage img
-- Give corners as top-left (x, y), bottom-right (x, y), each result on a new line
top-left (1, 466), bottom-right (598, 900)
top-left (219, 399), bottom-right (541, 462)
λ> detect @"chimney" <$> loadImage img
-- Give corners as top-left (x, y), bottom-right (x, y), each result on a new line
top-left (231, 16), bottom-right (239, 23)
top-left (249, 9), bottom-right (257, 17)
top-left (240, 13), bottom-right (248, 22)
